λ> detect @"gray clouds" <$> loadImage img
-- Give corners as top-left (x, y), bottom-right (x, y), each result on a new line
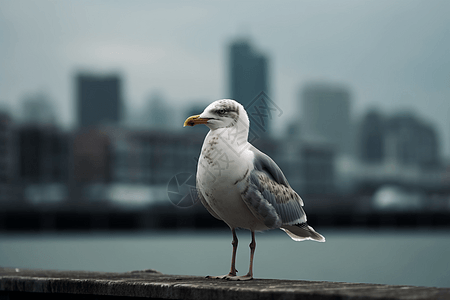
top-left (1, 0), bottom-right (449, 155)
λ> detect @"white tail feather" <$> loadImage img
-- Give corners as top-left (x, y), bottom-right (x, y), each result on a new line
top-left (281, 224), bottom-right (325, 242)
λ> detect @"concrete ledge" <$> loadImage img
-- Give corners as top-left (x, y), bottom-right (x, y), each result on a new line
top-left (1, 268), bottom-right (449, 300)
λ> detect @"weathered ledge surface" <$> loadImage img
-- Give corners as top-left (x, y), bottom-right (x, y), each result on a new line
top-left (0, 267), bottom-right (449, 300)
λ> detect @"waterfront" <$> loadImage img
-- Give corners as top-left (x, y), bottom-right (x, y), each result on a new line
top-left (1, 229), bottom-right (449, 288)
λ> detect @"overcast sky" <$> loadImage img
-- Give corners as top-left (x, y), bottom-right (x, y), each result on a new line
top-left (1, 0), bottom-right (449, 157)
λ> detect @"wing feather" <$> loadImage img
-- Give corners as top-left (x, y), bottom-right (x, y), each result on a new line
top-left (240, 146), bottom-right (307, 228)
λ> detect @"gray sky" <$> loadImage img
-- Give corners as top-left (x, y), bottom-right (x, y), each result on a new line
top-left (1, 0), bottom-right (449, 157)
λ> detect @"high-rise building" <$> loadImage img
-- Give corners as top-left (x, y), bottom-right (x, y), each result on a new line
top-left (18, 125), bottom-right (69, 183)
top-left (358, 110), bottom-right (441, 169)
top-left (72, 128), bottom-right (111, 183)
top-left (16, 124), bottom-right (69, 205)
top-left (0, 112), bottom-right (16, 205)
top-left (301, 82), bottom-right (352, 155)
top-left (76, 73), bottom-right (122, 128)
top-left (229, 39), bottom-right (270, 134)
top-left (385, 113), bottom-right (440, 168)
top-left (359, 110), bottom-right (385, 163)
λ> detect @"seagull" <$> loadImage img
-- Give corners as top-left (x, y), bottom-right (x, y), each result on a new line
top-left (184, 99), bottom-right (325, 281)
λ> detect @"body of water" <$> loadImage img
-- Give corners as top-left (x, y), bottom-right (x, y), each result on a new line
top-left (0, 229), bottom-right (449, 288)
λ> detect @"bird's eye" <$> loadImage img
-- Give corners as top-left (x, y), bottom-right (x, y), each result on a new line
top-left (218, 109), bottom-right (226, 115)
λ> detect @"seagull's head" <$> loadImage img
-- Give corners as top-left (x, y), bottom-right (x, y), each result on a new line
top-left (184, 99), bottom-right (249, 131)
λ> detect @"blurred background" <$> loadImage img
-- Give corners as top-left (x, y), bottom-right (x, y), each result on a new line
top-left (1, 0), bottom-right (449, 288)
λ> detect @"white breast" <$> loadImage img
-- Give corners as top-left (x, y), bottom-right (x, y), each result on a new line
top-left (196, 129), bottom-right (268, 231)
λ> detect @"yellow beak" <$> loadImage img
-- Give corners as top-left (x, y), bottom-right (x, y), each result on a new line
top-left (183, 115), bottom-right (210, 127)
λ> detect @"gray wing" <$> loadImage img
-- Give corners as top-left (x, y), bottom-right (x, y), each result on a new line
top-left (196, 178), bottom-right (222, 220)
top-left (240, 146), bottom-right (306, 229)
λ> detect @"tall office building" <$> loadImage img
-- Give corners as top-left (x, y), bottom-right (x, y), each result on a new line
top-left (18, 124), bottom-right (69, 183)
top-left (358, 111), bottom-right (440, 169)
top-left (73, 128), bottom-right (111, 183)
top-left (385, 113), bottom-right (440, 168)
top-left (0, 112), bottom-right (15, 205)
top-left (76, 73), bottom-right (122, 128)
top-left (359, 110), bottom-right (385, 163)
top-left (229, 39), bottom-right (270, 133)
top-left (301, 82), bottom-right (352, 155)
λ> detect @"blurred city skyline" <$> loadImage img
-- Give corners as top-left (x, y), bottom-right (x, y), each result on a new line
top-left (1, 0), bottom-right (450, 158)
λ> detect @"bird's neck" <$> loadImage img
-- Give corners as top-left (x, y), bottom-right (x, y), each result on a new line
top-left (199, 127), bottom-right (253, 184)
top-left (204, 126), bottom-right (250, 158)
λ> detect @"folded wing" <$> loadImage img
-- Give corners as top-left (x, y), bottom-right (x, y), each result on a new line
top-left (240, 146), bottom-right (306, 228)
top-left (240, 146), bottom-right (325, 242)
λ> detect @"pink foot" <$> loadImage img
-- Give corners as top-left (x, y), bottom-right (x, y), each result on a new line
top-left (224, 274), bottom-right (253, 281)
top-left (205, 272), bottom-right (236, 279)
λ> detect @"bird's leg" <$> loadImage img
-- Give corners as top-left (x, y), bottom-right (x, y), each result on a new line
top-left (247, 231), bottom-right (256, 278)
top-left (226, 231), bottom-right (255, 281)
top-left (229, 228), bottom-right (238, 276)
top-left (206, 228), bottom-right (239, 279)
